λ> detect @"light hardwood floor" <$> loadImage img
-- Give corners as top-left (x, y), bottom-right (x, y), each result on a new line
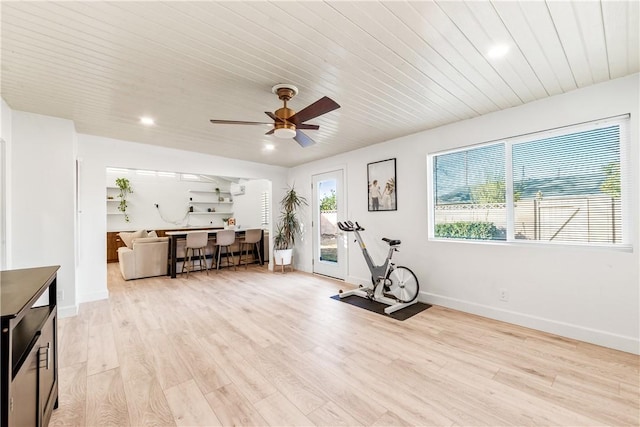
top-left (50, 263), bottom-right (639, 426)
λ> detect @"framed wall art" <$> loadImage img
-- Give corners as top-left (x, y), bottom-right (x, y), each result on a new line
top-left (367, 158), bottom-right (396, 211)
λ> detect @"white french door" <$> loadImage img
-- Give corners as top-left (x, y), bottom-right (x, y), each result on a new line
top-left (312, 170), bottom-right (345, 280)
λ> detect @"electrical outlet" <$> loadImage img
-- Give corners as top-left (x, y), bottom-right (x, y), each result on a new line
top-left (57, 290), bottom-right (64, 301)
top-left (499, 288), bottom-right (509, 302)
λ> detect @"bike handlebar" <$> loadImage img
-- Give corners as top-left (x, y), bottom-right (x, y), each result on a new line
top-left (338, 221), bottom-right (365, 232)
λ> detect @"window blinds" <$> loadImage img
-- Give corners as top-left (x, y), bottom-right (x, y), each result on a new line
top-left (430, 115), bottom-right (629, 247)
top-left (433, 143), bottom-right (506, 240)
top-left (512, 123), bottom-right (624, 244)
top-left (260, 191), bottom-right (270, 226)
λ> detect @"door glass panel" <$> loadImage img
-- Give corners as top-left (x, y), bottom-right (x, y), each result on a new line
top-left (318, 179), bottom-right (337, 263)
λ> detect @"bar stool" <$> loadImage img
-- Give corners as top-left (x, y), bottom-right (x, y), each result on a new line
top-left (239, 229), bottom-right (262, 269)
top-left (181, 231), bottom-right (209, 278)
top-left (215, 229), bottom-right (236, 271)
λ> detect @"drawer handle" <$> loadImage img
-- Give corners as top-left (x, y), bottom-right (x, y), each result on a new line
top-left (39, 343), bottom-right (51, 370)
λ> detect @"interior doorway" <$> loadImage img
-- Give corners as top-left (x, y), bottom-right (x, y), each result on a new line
top-left (312, 169), bottom-right (345, 280)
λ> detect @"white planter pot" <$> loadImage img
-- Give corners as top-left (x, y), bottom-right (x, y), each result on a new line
top-left (273, 249), bottom-right (293, 266)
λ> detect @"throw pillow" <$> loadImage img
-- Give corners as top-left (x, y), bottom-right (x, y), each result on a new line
top-left (119, 230), bottom-right (147, 248)
top-left (148, 230), bottom-right (158, 238)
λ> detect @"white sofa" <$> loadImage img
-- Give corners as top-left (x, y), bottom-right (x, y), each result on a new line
top-left (117, 236), bottom-right (169, 280)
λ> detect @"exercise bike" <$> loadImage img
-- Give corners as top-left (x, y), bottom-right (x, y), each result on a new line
top-left (337, 221), bottom-right (419, 314)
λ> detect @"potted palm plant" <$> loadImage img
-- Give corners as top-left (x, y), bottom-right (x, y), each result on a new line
top-left (273, 185), bottom-right (307, 271)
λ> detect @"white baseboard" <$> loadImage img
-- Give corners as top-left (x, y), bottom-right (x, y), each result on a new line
top-left (57, 304), bottom-right (78, 318)
top-left (422, 292), bottom-right (639, 355)
top-left (341, 276), bottom-right (639, 354)
top-left (78, 290), bottom-right (109, 303)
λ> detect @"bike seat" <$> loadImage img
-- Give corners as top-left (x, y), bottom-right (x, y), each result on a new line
top-left (382, 238), bottom-right (401, 246)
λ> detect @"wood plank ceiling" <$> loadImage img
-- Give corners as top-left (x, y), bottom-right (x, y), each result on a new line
top-left (1, 1), bottom-right (638, 167)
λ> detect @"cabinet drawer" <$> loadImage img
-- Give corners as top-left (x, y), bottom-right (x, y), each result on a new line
top-left (38, 312), bottom-right (57, 426)
top-left (9, 345), bottom-right (38, 427)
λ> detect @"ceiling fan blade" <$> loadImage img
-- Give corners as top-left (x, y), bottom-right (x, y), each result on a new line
top-left (287, 96), bottom-right (340, 125)
top-left (296, 123), bottom-right (320, 130)
top-left (265, 129), bottom-right (275, 135)
top-left (294, 130), bottom-right (316, 148)
top-left (264, 111), bottom-right (284, 122)
top-left (210, 119), bottom-right (272, 126)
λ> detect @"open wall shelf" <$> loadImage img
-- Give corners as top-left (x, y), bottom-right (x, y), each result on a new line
top-left (188, 189), bottom-right (231, 194)
top-left (189, 201), bottom-right (233, 204)
top-left (188, 212), bottom-right (234, 215)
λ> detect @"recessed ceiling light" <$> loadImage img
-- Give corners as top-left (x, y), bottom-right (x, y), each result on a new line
top-left (265, 144), bottom-right (275, 151)
top-left (140, 116), bottom-right (155, 126)
top-left (486, 44), bottom-right (509, 59)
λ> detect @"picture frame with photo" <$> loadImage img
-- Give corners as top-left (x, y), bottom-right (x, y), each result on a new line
top-left (367, 158), bottom-right (396, 211)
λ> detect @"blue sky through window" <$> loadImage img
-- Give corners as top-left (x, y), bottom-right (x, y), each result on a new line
top-left (435, 125), bottom-right (620, 203)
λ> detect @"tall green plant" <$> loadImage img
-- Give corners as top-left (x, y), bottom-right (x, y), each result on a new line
top-left (274, 185), bottom-right (307, 250)
top-left (115, 177), bottom-right (133, 222)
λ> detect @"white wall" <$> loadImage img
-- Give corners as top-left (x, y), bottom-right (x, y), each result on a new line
top-left (77, 134), bottom-right (288, 304)
top-left (289, 74), bottom-right (640, 354)
top-left (232, 179), bottom-right (271, 230)
top-left (1, 99), bottom-right (12, 269)
top-left (9, 110), bottom-right (78, 316)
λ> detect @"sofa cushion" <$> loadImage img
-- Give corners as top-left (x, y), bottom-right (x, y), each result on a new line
top-left (131, 236), bottom-right (169, 246)
top-left (119, 230), bottom-right (147, 248)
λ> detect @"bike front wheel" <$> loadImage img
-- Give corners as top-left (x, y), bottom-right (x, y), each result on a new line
top-left (385, 266), bottom-right (419, 303)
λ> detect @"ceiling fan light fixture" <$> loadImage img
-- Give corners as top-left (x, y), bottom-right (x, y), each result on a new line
top-left (274, 127), bottom-right (296, 139)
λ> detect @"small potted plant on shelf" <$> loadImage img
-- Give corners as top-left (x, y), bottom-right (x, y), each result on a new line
top-left (273, 185), bottom-right (307, 272)
top-left (115, 177), bottom-right (133, 222)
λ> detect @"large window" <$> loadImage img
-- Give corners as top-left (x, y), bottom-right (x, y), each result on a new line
top-left (433, 143), bottom-right (507, 241)
top-left (430, 116), bottom-right (629, 247)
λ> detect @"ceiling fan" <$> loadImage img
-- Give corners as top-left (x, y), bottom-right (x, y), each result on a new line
top-left (209, 84), bottom-right (340, 148)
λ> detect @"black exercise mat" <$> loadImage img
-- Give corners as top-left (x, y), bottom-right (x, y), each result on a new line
top-left (330, 294), bottom-right (431, 321)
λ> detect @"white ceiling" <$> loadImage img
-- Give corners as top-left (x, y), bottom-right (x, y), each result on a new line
top-left (1, 1), bottom-right (638, 167)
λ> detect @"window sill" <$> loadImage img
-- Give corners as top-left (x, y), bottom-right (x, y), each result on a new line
top-left (428, 237), bottom-right (633, 253)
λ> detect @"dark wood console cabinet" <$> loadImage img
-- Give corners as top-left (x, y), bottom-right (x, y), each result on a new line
top-left (1, 266), bottom-right (59, 427)
top-left (106, 231), bottom-right (126, 263)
